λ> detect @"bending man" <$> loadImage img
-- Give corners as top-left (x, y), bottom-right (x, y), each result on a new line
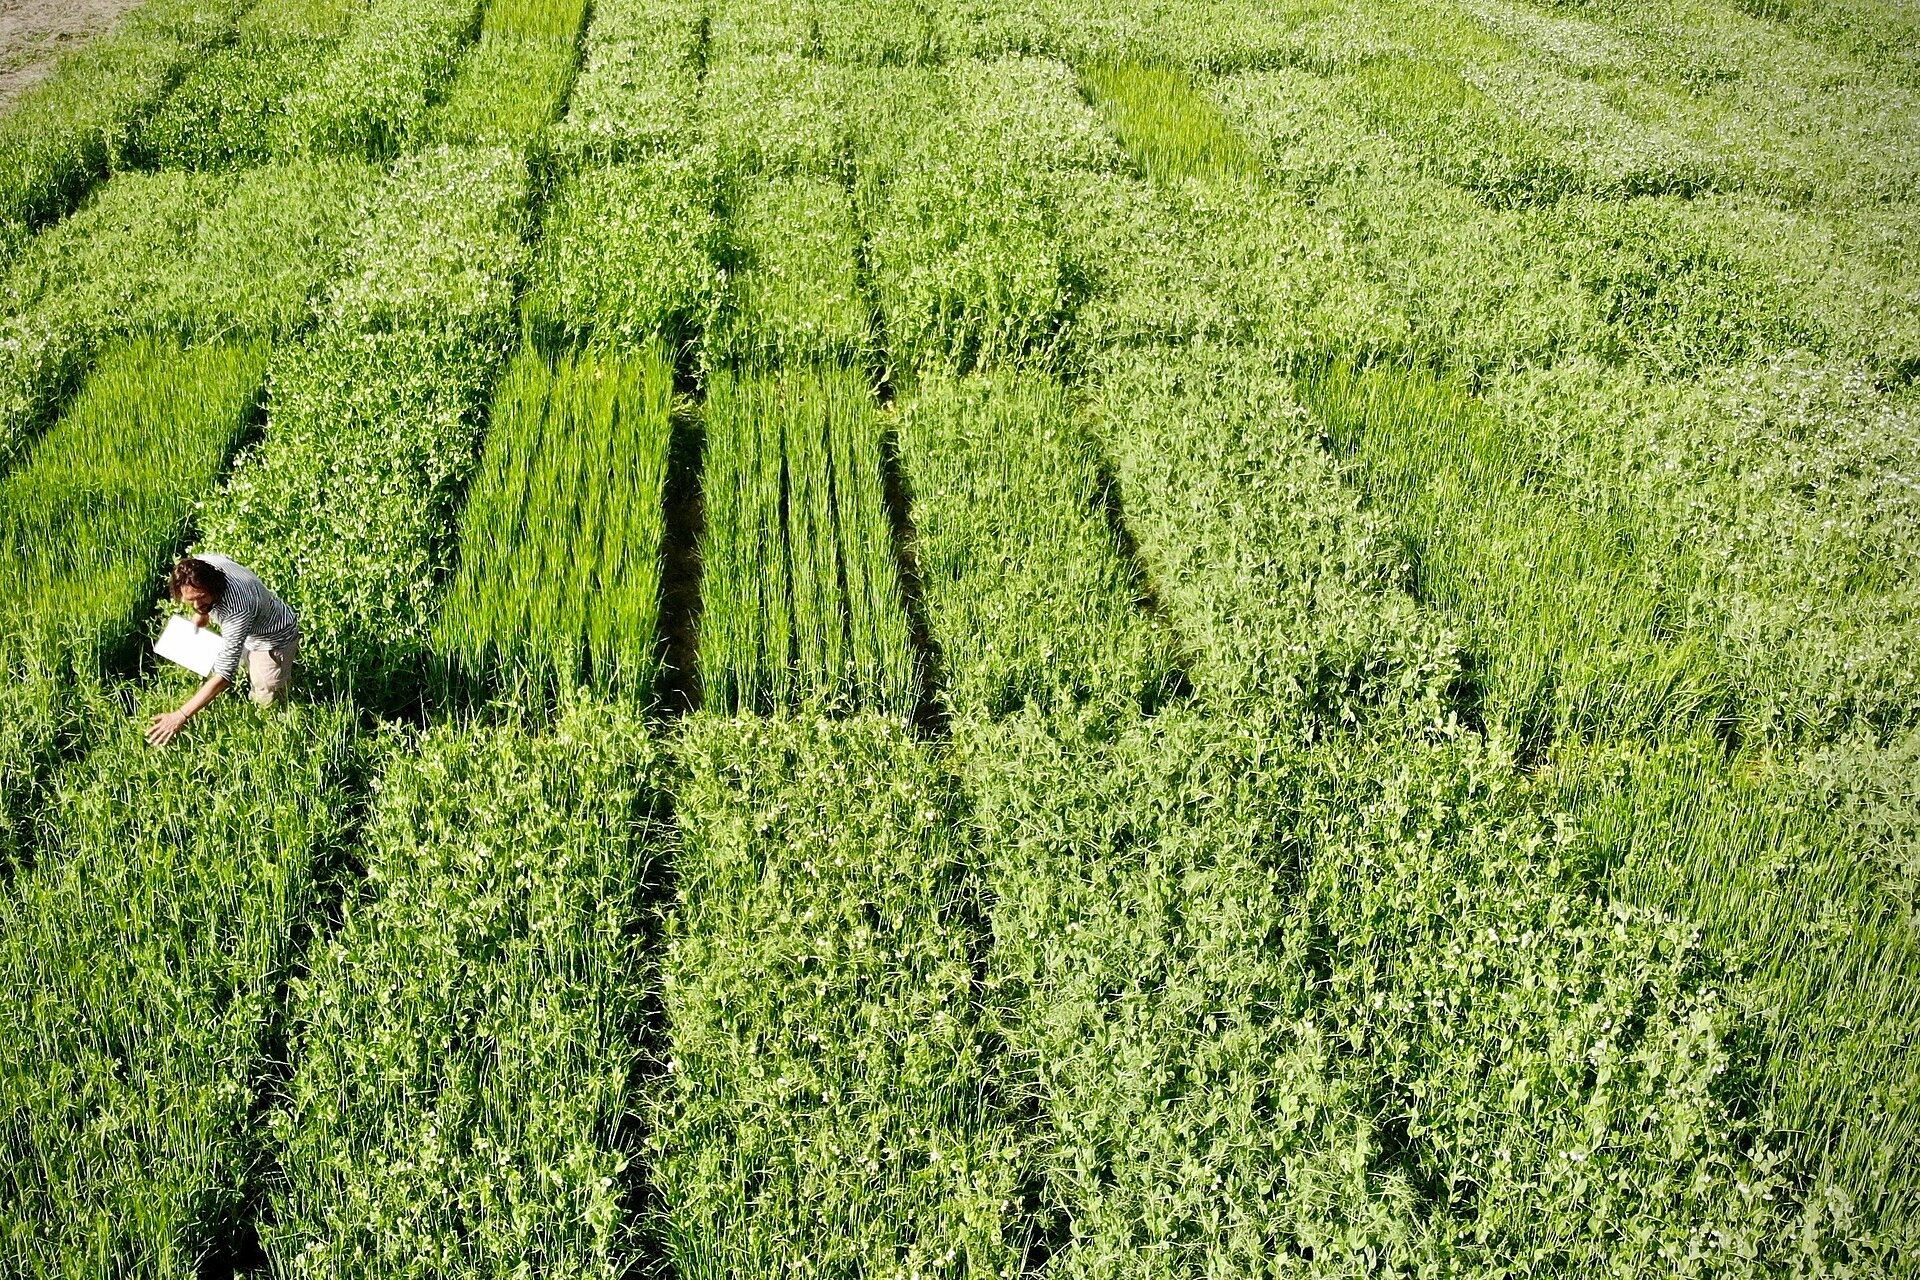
top-left (146, 554), bottom-right (301, 747)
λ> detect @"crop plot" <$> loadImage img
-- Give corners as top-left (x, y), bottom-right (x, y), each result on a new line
top-left (697, 365), bottom-right (917, 717)
top-left (2, 0), bottom-right (1917, 1267)
top-left (0, 700), bottom-right (353, 1275)
top-left (437, 346), bottom-right (675, 699)
top-left (656, 714), bottom-right (1019, 1275)
top-left (0, 337), bottom-right (265, 653)
top-left (268, 706), bottom-right (664, 1276)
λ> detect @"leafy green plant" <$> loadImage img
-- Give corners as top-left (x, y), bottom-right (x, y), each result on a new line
top-left (276, 0), bottom-right (485, 159)
top-left (268, 704), bottom-right (664, 1277)
top-left (523, 156), bottom-right (723, 354)
top-left (698, 54), bottom-right (852, 178)
top-left (422, 0), bottom-right (590, 148)
top-left (710, 173), bottom-right (870, 370)
top-left (655, 713), bottom-right (1020, 1277)
top-left (697, 365), bottom-right (917, 717)
top-left (551, 0), bottom-right (706, 163)
top-left (436, 345), bottom-right (675, 700)
top-left (896, 371), bottom-right (1181, 721)
top-left (0, 697), bottom-right (354, 1275)
top-left (1093, 344), bottom-right (1461, 737)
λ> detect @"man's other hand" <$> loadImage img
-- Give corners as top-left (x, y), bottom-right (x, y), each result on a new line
top-left (147, 710), bottom-right (190, 747)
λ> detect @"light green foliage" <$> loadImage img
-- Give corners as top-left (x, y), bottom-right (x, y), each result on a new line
top-left (1558, 735), bottom-right (1920, 1262)
top-left (437, 346), bottom-right (674, 698)
top-left (1485, 355), bottom-right (1920, 747)
top-left (866, 153), bottom-right (1072, 372)
top-left (1081, 62), bottom-right (1256, 185)
top-left (0, 0), bottom-right (240, 232)
top-left (0, 632), bottom-right (107, 871)
top-left (268, 706), bottom-right (663, 1277)
top-left (699, 55), bottom-right (852, 177)
top-left (1094, 345), bottom-right (1460, 735)
top-left (278, 0), bottom-right (484, 159)
top-left (131, 0), bottom-right (370, 170)
top-left (1300, 358), bottom-right (1730, 749)
top-left (897, 373), bottom-right (1181, 721)
top-left (322, 145), bottom-right (530, 340)
top-left (423, 0), bottom-right (590, 148)
top-left (524, 156), bottom-right (723, 353)
top-left (0, 699), bottom-right (354, 1276)
top-left (956, 709), bottom-right (1425, 1276)
top-left (553, 0), bottom-right (706, 163)
top-left (0, 161), bottom-right (369, 467)
top-left (711, 174), bottom-right (870, 369)
top-left (656, 714), bottom-right (1020, 1278)
top-left (808, 0), bottom-right (948, 65)
top-left (0, 338), bottom-right (266, 652)
top-left (1293, 735), bottom-right (1839, 1270)
top-left (199, 330), bottom-right (494, 703)
top-left (698, 366), bottom-right (917, 717)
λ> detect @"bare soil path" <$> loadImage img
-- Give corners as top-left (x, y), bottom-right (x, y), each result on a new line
top-left (0, 0), bottom-right (150, 111)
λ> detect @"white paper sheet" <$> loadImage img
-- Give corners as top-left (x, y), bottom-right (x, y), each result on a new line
top-left (153, 615), bottom-right (224, 678)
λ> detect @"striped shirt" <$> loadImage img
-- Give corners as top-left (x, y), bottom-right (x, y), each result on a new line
top-left (197, 554), bottom-right (299, 682)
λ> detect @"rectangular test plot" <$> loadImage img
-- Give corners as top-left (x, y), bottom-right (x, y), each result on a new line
top-left (0, 337), bottom-right (266, 654)
top-left (697, 364), bottom-right (916, 718)
top-left (436, 345), bottom-right (674, 700)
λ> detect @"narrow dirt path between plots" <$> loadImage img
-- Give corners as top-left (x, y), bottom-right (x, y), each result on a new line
top-left (0, 0), bottom-right (147, 110)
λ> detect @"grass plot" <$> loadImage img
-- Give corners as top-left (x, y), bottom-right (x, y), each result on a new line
top-left (0, 701), bottom-right (353, 1277)
top-left (0, 338), bottom-right (266, 655)
top-left (437, 346), bottom-right (675, 700)
top-left (698, 365), bottom-right (917, 717)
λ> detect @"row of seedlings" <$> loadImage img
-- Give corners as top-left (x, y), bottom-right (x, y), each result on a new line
top-left (0, 0), bottom-right (250, 239)
top-left (640, 30), bottom-right (1017, 1271)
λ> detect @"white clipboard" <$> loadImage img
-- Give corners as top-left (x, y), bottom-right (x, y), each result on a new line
top-left (153, 616), bottom-right (224, 678)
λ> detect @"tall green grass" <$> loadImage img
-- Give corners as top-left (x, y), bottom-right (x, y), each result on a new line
top-left (697, 365), bottom-right (917, 717)
top-left (437, 346), bottom-right (674, 700)
top-left (268, 705), bottom-right (664, 1276)
top-left (0, 337), bottom-right (266, 657)
top-left (0, 698), bottom-right (354, 1274)
top-left (1079, 62), bottom-right (1257, 184)
top-left (656, 714), bottom-right (1020, 1274)
top-left (423, 0), bottom-right (590, 149)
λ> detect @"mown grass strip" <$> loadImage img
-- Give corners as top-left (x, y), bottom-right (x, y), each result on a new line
top-left (267, 705), bottom-right (665, 1276)
top-left (697, 365), bottom-right (917, 717)
top-left (0, 699), bottom-right (355, 1274)
top-left (655, 714), bottom-right (1021, 1274)
top-left (436, 345), bottom-right (674, 702)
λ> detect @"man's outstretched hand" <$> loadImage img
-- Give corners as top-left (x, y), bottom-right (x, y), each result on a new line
top-left (147, 709), bottom-right (191, 747)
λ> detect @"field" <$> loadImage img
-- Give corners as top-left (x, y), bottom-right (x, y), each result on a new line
top-left (0, 0), bottom-right (1916, 1274)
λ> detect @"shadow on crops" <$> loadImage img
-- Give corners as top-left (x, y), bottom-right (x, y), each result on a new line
top-left (877, 426), bottom-right (951, 739)
top-left (655, 412), bottom-right (706, 718)
top-left (616, 787), bottom-right (682, 1280)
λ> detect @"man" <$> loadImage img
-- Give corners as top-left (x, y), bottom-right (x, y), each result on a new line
top-left (146, 554), bottom-right (301, 746)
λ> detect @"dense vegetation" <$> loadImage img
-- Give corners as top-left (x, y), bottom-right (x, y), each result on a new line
top-left (0, 0), bottom-right (1914, 1274)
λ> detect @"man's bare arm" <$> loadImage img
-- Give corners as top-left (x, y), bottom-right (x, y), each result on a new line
top-left (146, 674), bottom-right (230, 746)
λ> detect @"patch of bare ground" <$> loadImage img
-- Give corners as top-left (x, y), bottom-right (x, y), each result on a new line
top-left (0, 0), bottom-right (150, 112)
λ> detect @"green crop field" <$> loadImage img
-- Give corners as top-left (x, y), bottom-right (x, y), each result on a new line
top-left (0, 0), bottom-right (1916, 1274)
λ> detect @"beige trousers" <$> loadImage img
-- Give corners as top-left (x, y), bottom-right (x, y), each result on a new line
top-left (247, 641), bottom-right (298, 707)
